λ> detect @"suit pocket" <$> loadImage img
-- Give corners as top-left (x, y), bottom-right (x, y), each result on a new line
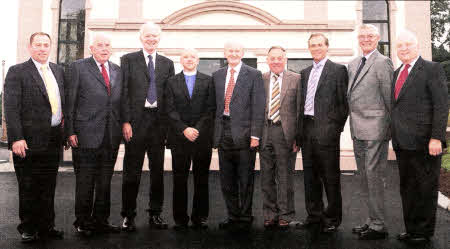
top-left (363, 110), bottom-right (385, 117)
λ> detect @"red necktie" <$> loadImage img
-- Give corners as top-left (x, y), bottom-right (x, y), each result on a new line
top-left (101, 64), bottom-right (111, 96)
top-left (394, 64), bottom-right (410, 99)
top-left (224, 68), bottom-right (236, 115)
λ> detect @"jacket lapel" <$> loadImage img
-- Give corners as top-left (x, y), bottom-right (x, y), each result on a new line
top-left (138, 50), bottom-right (150, 81)
top-left (315, 61), bottom-right (329, 93)
top-left (350, 51), bottom-right (379, 92)
top-left (217, 68), bottom-right (227, 110)
top-left (26, 59), bottom-right (49, 101)
top-left (87, 57), bottom-right (108, 91)
top-left (280, 70), bottom-right (289, 104)
top-left (191, 73), bottom-right (204, 101)
top-left (302, 66), bottom-right (312, 101)
top-left (263, 72), bottom-right (271, 109)
top-left (231, 64), bottom-right (248, 103)
top-left (179, 72), bottom-right (191, 101)
top-left (396, 56), bottom-right (424, 101)
top-left (49, 62), bottom-right (64, 106)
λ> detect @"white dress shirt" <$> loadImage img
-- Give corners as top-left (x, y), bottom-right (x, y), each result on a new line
top-left (396, 56), bottom-right (419, 82)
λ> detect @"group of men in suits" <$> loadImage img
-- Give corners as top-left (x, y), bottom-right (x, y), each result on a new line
top-left (4, 22), bottom-right (447, 246)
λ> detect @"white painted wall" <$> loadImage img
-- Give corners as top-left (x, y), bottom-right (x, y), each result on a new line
top-left (89, 0), bottom-right (119, 19)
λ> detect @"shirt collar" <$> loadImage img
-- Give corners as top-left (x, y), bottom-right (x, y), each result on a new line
top-left (143, 49), bottom-right (157, 60)
top-left (183, 70), bottom-right (197, 76)
top-left (93, 57), bottom-right (108, 68)
top-left (403, 56), bottom-right (419, 69)
top-left (31, 58), bottom-right (49, 70)
top-left (313, 57), bottom-right (327, 68)
top-left (270, 71), bottom-right (283, 80)
top-left (228, 61), bottom-right (242, 74)
top-left (363, 49), bottom-right (377, 60)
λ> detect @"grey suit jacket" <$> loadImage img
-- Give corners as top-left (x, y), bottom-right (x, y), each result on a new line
top-left (347, 50), bottom-right (394, 141)
top-left (212, 63), bottom-right (265, 149)
top-left (261, 70), bottom-right (301, 149)
top-left (65, 57), bottom-right (123, 149)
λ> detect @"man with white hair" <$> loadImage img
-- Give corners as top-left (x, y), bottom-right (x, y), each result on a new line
top-left (65, 32), bottom-right (123, 235)
top-left (212, 41), bottom-right (265, 231)
top-left (347, 24), bottom-right (394, 240)
top-left (392, 30), bottom-right (448, 245)
top-left (120, 22), bottom-right (175, 231)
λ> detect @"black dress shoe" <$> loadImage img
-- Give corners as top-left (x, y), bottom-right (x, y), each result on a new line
top-left (122, 217), bottom-right (136, 232)
top-left (75, 226), bottom-right (94, 237)
top-left (191, 219), bottom-right (208, 230)
top-left (173, 223), bottom-right (189, 231)
top-left (396, 232), bottom-right (411, 241)
top-left (21, 232), bottom-right (38, 243)
top-left (218, 219), bottom-right (237, 230)
top-left (295, 220), bottom-right (315, 229)
top-left (405, 235), bottom-right (431, 244)
top-left (358, 228), bottom-right (388, 240)
top-left (149, 215), bottom-right (168, 229)
top-left (40, 227), bottom-right (64, 239)
top-left (322, 224), bottom-right (337, 233)
top-left (96, 223), bottom-right (121, 233)
top-left (352, 224), bottom-right (369, 234)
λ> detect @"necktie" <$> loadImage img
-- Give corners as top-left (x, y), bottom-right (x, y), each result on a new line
top-left (269, 74), bottom-right (281, 123)
top-left (147, 54), bottom-right (157, 104)
top-left (394, 64), bottom-right (410, 99)
top-left (101, 64), bottom-right (111, 96)
top-left (224, 68), bottom-right (236, 115)
top-left (40, 65), bottom-right (58, 114)
top-left (304, 64), bottom-right (322, 115)
top-left (350, 57), bottom-right (367, 90)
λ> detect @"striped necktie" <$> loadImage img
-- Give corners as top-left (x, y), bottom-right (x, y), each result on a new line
top-left (269, 74), bottom-right (281, 123)
top-left (304, 64), bottom-right (322, 115)
top-left (41, 65), bottom-right (58, 114)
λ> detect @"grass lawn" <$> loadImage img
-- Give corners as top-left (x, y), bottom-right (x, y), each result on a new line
top-left (442, 151), bottom-right (450, 171)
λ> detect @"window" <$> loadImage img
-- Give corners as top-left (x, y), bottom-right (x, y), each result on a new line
top-left (57, 0), bottom-right (86, 70)
top-left (198, 58), bottom-right (257, 76)
top-left (287, 59), bottom-right (313, 73)
top-left (362, 0), bottom-right (391, 57)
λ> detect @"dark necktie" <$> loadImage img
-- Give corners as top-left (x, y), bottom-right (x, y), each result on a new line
top-left (146, 54), bottom-right (157, 104)
top-left (101, 64), bottom-right (111, 96)
top-left (350, 57), bottom-right (366, 90)
top-left (394, 64), bottom-right (410, 99)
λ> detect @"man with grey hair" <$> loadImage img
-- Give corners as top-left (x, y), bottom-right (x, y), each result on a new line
top-left (120, 22), bottom-right (175, 231)
top-left (66, 32), bottom-right (123, 235)
top-left (392, 30), bottom-right (448, 245)
top-left (347, 24), bottom-right (394, 240)
top-left (212, 41), bottom-right (265, 231)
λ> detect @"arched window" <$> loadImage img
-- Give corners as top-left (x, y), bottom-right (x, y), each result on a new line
top-left (57, 0), bottom-right (86, 70)
top-left (363, 0), bottom-right (391, 57)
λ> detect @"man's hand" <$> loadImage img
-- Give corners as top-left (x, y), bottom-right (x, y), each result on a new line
top-left (123, 122), bottom-right (133, 142)
top-left (429, 138), bottom-right (442, 156)
top-left (292, 142), bottom-right (299, 152)
top-left (69, 135), bottom-right (78, 148)
top-left (250, 138), bottom-right (259, 148)
top-left (183, 127), bottom-right (199, 142)
top-left (12, 140), bottom-right (28, 158)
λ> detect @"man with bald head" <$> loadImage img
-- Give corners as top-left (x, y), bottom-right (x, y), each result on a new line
top-left (65, 32), bottom-right (123, 235)
top-left (165, 48), bottom-right (215, 230)
top-left (347, 24), bottom-right (394, 240)
top-left (392, 30), bottom-right (448, 244)
top-left (212, 42), bottom-right (265, 231)
top-left (120, 22), bottom-right (175, 231)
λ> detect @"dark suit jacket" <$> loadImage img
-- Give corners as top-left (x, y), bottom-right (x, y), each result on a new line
top-left (65, 57), bottom-right (123, 149)
top-left (4, 58), bottom-right (65, 150)
top-left (165, 71), bottom-right (216, 148)
top-left (120, 50), bottom-right (175, 144)
top-left (212, 63), bottom-right (265, 148)
top-left (391, 56), bottom-right (448, 151)
top-left (297, 59), bottom-right (349, 146)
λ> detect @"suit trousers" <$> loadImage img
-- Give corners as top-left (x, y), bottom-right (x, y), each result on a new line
top-left (259, 123), bottom-right (296, 221)
top-left (395, 149), bottom-right (441, 237)
top-left (121, 108), bottom-right (165, 218)
top-left (171, 142), bottom-right (212, 225)
top-left (218, 117), bottom-right (256, 222)
top-left (13, 126), bottom-right (61, 234)
top-left (353, 139), bottom-right (388, 231)
top-left (301, 118), bottom-right (342, 226)
top-left (73, 128), bottom-right (119, 227)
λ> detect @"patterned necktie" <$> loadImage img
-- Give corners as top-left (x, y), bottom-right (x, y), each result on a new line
top-left (350, 57), bottom-right (367, 90)
top-left (40, 65), bottom-right (58, 114)
top-left (224, 68), bottom-right (236, 115)
top-left (147, 54), bottom-right (157, 104)
top-left (269, 74), bottom-right (281, 123)
top-left (101, 64), bottom-right (111, 96)
top-left (304, 64), bottom-right (322, 115)
top-left (394, 64), bottom-right (410, 99)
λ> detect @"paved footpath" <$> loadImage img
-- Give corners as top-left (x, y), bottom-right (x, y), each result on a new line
top-left (0, 161), bottom-right (449, 249)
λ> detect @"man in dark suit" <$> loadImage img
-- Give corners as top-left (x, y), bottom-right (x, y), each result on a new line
top-left (65, 33), bottom-right (122, 235)
top-left (260, 46), bottom-right (301, 229)
top-left (165, 48), bottom-right (215, 230)
top-left (120, 22), bottom-right (175, 231)
top-left (213, 41), bottom-right (265, 231)
top-left (296, 33), bottom-right (348, 233)
top-left (4, 32), bottom-right (64, 243)
top-left (391, 30), bottom-right (448, 245)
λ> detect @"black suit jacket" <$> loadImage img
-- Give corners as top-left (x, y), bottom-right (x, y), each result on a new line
top-left (297, 59), bottom-right (349, 146)
top-left (121, 50), bottom-right (175, 144)
top-left (165, 71), bottom-right (216, 148)
top-left (4, 58), bottom-right (65, 150)
top-left (65, 57), bottom-right (123, 149)
top-left (212, 63), bottom-right (265, 148)
top-left (391, 56), bottom-right (448, 151)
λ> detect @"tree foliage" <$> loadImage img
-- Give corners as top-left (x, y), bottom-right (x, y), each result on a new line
top-left (431, 0), bottom-right (450, 49)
